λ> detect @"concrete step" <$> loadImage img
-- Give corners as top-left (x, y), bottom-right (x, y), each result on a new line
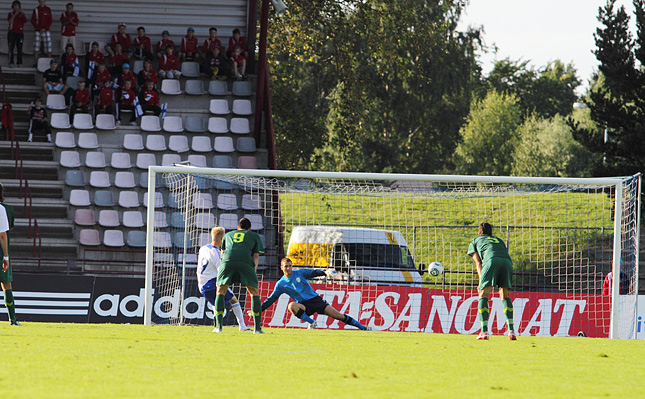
top-left (4, 197), bottom-right (68, 219)
top-left (13, 218), bottom-right (74, 239)
top-left (1, 68), bottom-right (37, 86)
top-left (0, 159), bottom-right (59, 181)
top-left (10, 259), bottom-right (77, 274)
top-left (2, 180), bottom-right (64, 199)
top-left (10, 236), bottom-right (78, 260)
top-left (0, 141), bottom-right (54, 162)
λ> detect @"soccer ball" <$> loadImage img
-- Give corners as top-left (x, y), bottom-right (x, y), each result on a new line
top-left (428, 262), bottom-right (444, 276)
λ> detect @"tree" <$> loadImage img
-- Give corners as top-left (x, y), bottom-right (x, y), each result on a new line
top-left (267, 0), bottom-right (483, 173)
top-left (512, 115), bottom-right (593, 177)
top-left (453, 91), bottom-right (521, 176)
top-left (484, 58), bottom-right (580, 119)
top-left (571, 0), bottom-right (645, 177)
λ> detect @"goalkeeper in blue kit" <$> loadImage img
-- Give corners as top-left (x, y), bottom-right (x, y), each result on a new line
top-left (260, 258), bottom-right (372, 331)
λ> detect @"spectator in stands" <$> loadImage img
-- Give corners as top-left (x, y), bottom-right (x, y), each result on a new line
top-left (602, 268), bottom-right (628, 296)
top-left (106, 22), bottom-right (131, 56)
top-left (227, 28), bottom-right (247, 59)
top-left (202, 27), bottom-right (222, 54)
top-left (158, 44), bottom-right (180, 79)
top-left (31, 0), bottom-right (52, 66)
top-left (155, 30), bottom-right (174, 59)
top-left (139, 79), bottom-right (161, 116)
top-left (116, 63), bottom-right (136, 90)
top-left (27, 97), bottom-right (51, 142)
top-left (42, 58), bottom-right (67, 95)
top-left (137, 58), bottom-right (158, 88)
top-left (7, 0), bottom-right (27, 67)
top-left (95, 78), bottom-right (114, 116)
top-left (180, 27), bottom-right (200, 62)
top-left (89, 62), bottom-right (111, 99)
top-left (59, 2), bottom-right (78, 54)
top-left (85, 41), bottom-right (105, 79)
top-left (133, 26), bottom-right (153, 61)
top-left (108, 42), bottom-right (130, 76)
top-left (116, 79), bottom-right (137, 126)
top-left (201, 45), bottom-right (229, 80)
top-left (60, 43), bottom-right (80, 77)
top-left (230, 45), bottom-right (247, 80)
top-left (69, 80), bottom-right (89, 119)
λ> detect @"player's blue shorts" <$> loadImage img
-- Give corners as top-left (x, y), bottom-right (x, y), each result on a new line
top-left (201, 280), bottom-right (234, 306)
top-left (301, 295), bottom-right (329, 316)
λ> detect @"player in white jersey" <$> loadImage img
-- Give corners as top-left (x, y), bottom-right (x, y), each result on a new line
top-left (197, 226), bottom-right (249, 332)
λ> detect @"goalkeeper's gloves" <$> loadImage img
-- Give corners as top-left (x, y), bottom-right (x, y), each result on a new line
top-left (310, 269), bottom-right (326, 278)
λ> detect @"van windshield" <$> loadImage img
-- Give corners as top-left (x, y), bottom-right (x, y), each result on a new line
top-left (341, 243), bottom-right (415, 269)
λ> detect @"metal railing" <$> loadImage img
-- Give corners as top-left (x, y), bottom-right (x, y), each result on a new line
top-left (0, 67), bottom-right (44, 268)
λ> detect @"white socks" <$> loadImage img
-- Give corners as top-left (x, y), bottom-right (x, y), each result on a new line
top-left (231, 302), bottom-right (248, 330)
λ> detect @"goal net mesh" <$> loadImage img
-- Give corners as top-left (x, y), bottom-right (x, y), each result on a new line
top-left (146, 169), bottom-right (640, 338)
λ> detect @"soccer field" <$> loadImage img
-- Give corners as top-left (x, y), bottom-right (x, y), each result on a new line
top-left (2, 323), bottom-right (644, 399)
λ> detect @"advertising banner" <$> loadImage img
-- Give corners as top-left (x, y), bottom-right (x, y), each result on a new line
top-left (0, 274), bottom-right (625, 338)
top-left (259, 282), bottom-right (613, 338)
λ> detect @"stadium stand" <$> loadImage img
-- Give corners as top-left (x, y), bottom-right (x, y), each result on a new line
top-left (0, 0), bottom-right (272, 276)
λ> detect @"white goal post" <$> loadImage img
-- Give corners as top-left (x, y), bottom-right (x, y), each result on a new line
top-left (143, 166), bottom-right (641, 339)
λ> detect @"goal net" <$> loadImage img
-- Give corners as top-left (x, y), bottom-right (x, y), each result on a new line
top-left (144, 167), bottom-right (641, 339)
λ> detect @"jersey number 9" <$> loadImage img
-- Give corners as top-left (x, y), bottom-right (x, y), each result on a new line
top-left (233, 232), bottom-right (246, 243)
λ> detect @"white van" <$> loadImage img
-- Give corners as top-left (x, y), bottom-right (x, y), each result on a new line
top-left (286, 226), bottom-right (425, 286)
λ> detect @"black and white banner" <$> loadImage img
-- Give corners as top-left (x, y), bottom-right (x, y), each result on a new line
top-left (0, 273), bottom-right (226, 325)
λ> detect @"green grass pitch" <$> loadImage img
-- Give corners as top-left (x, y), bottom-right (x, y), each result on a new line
top-left (2, 323), bottom-right (644, 398)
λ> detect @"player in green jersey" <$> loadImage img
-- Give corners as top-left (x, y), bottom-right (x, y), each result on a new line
top-left (467, 222), bottom-right (515, 340)
top-left (0, 182), bottom-right (19, 325)
top-left (215, 217), bottom-right (264, 333)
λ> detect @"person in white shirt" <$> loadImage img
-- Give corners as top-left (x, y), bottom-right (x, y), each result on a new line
top-left (197, 226), bottom-right (249, 332)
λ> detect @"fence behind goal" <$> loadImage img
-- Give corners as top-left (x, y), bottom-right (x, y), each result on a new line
top-left (143, 167), bottom-right (641, 339)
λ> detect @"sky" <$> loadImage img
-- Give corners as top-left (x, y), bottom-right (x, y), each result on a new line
top-left (459, 0), bottom-right (636, 94)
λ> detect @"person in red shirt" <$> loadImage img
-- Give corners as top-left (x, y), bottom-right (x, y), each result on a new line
top-left (202, 27), bottom-right (222, 54)
top-left (155, 30), bottom-right (174, 59)
top-left (69, 80), bottom-right (89, 119)
top-left (108, 42), bottom-right (130, 76)
top-left (180, 27), bottom-right (199, 62)
top-left (7, 1), bottom-right (27, 67)
top-left (107, 23), bottom-right (131, 56)
top-left (95, 79), bottom-right (114, 115)
top-left (230, 45), bottom-right (247, 79)
top-left (159, 45), bottom-right (180, 79)
top-left (134, 26), bottom-right (153, 61)
top-left (139, 80), bottom-right (160, 116)
top-left (59, 2), bottom-right (78, 55)
top-left (227, 28), bottom-right (247, 59)
top-left (116, 79), bottom-right (137, 125)
top-left (90, 63), bottom-right (111, 99)
top-left (85, 41), bottom-right (105, 79)
top-left (117, 63), bottom-right (136, 90)
top-left (31, 0), bottom-right (52, 65)
top-left (602, 268), bottom-right (628, 296)
top-left (137, 59), bottom-right (158, 88)
top-left (60, 43), bottom-right (80, 77)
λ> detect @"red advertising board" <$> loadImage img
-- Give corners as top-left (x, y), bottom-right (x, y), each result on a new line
top-left (259, 282), bottom-right (612, 338)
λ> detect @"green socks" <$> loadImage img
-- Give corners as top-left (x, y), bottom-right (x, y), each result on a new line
top-left (4, 289), bottom-right (16, 323)
top-left (214, 294), bottom-right (225, 330)
top-left (251, 295), bottom-right (262, 331)
top-left (503, 297), bottom-right (514, 332)
top-left (478, 297), bottom-right (489, 333)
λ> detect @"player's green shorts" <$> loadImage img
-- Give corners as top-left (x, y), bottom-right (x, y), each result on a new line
top-left (479, 257), bottom-right (512, 290)
top-left (217, 261), bottom-right (258, 287)
top-left (0, 261), bottom-right (13, 284)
